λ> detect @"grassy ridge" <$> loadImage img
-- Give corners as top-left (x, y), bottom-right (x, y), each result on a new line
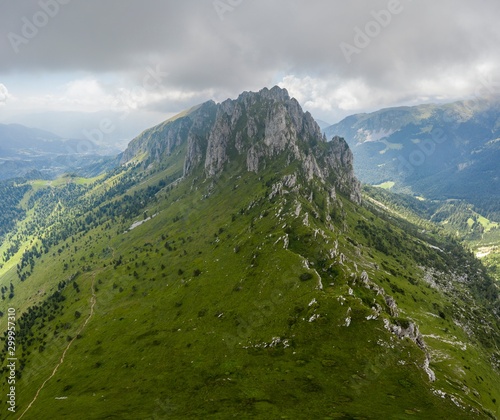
top-left (0, 155), bottom-right (499, 418)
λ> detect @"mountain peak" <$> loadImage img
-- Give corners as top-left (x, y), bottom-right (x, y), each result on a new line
top-left (122, 87), bottom-right (361, 203)
top-left (236, 85), bottom-right (291, 103)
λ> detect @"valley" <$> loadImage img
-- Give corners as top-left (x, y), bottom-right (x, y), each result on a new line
top-left (0, 124), bottom-right (115, 181)
top-left (362, 185), bottom-right (500, 281)
top-left (324, 101), bottom-right (500, 282)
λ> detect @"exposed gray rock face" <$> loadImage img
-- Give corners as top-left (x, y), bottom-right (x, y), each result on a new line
top-left (120, 86), bottom-right (361, 203)
top-left (205, 104), bottom-right (233, 177)
top-left (245, 146), bottom-right (258, 173)
top-left (385, 295), bottom-right (400, 317)
top-left (184, 131), bottom-right (203, 175)
top-left (383, 318), bottom-right (436, 382)
top-left (201, 86), bottom-right (360, 202)
top-left (120, 101), bottom-right (217, 167)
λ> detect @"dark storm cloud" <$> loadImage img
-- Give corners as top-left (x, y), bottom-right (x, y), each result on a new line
top-left (2, 0), bottom-right (500, 116)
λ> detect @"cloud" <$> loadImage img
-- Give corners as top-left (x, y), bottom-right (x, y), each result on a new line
top-left (63, 79), bottom-right (114, 109)
top-left (0, 84), bottom-right (8, 104)
top-left (278, 75), bottom-right (372, 122)
top-left (12, 79), bottom-right (114, 113)
top-left (13, 77), bottom-right (185, 114)
top-left (279, 61), bottom-right (500, 121)
top-left (1, 0), bottom-right (500, 121)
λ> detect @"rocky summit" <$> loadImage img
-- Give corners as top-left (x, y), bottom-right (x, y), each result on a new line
top-left (0, 87), bottom-right (499, 419)
top-left (122, 86), bottom-right (361, 203)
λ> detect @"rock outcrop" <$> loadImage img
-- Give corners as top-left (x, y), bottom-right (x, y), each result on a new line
top-left (120, 86), bottom-right (361, 203)
top-left (120, 101), bottom-right (217, 165)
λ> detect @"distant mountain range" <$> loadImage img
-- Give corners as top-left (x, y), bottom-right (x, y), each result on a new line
top-left (0, 124), bottom-right (89, 156)
top-left (2, 109), bottom-right (164, 152)
top-left (323, 100), bottom-right (500, 217)
top-left (314, 119), bottom-right (332, 130)
top-left (0, 123), bottom-right (114, 179)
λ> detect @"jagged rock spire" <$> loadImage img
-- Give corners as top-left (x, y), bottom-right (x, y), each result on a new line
top-left (121, 86), bottom-right (361, 203)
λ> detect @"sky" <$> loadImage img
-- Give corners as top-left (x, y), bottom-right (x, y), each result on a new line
top-left (1, 0), bottom-right (500, 146)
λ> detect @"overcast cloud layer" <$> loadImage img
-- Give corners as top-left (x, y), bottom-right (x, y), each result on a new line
top-left (1, 0), bottom-right (500, 139)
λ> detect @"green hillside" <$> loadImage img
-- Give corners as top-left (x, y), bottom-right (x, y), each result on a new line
top-left (1, 88), bottom-right (499, 419)
top-left (363, 185), bottom-right (500, 281)
top-left (324, 100), bottom-right (500, 222)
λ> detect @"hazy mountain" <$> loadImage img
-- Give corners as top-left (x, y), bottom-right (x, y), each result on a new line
top-left (323, 100), bottom-right (500, 215)
top-left (0, 87), bottom-right (498, 419)
top-left (0, 123), bottom-right (69, 156)
top-left (0, 123), bottom-right (114, 180)
top-left (2, 110), bottom-right (167, 153)
top-left (314, 119), bottom-right (332, 130)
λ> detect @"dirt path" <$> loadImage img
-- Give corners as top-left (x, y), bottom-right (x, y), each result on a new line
top-left (18, 274), bottom-right (98, 419)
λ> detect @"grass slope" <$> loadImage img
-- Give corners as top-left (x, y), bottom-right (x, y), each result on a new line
top-left (364, 185), bottom-right (500, 281)
top-left (0, 154), bottom-right (499, 419)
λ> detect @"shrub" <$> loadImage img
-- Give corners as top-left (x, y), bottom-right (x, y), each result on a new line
top-left (299, 272), bottom-right (313, 281)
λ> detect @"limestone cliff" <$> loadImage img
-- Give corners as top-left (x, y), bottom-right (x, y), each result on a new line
top-left (121, 86), bottom-right (361, 203)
